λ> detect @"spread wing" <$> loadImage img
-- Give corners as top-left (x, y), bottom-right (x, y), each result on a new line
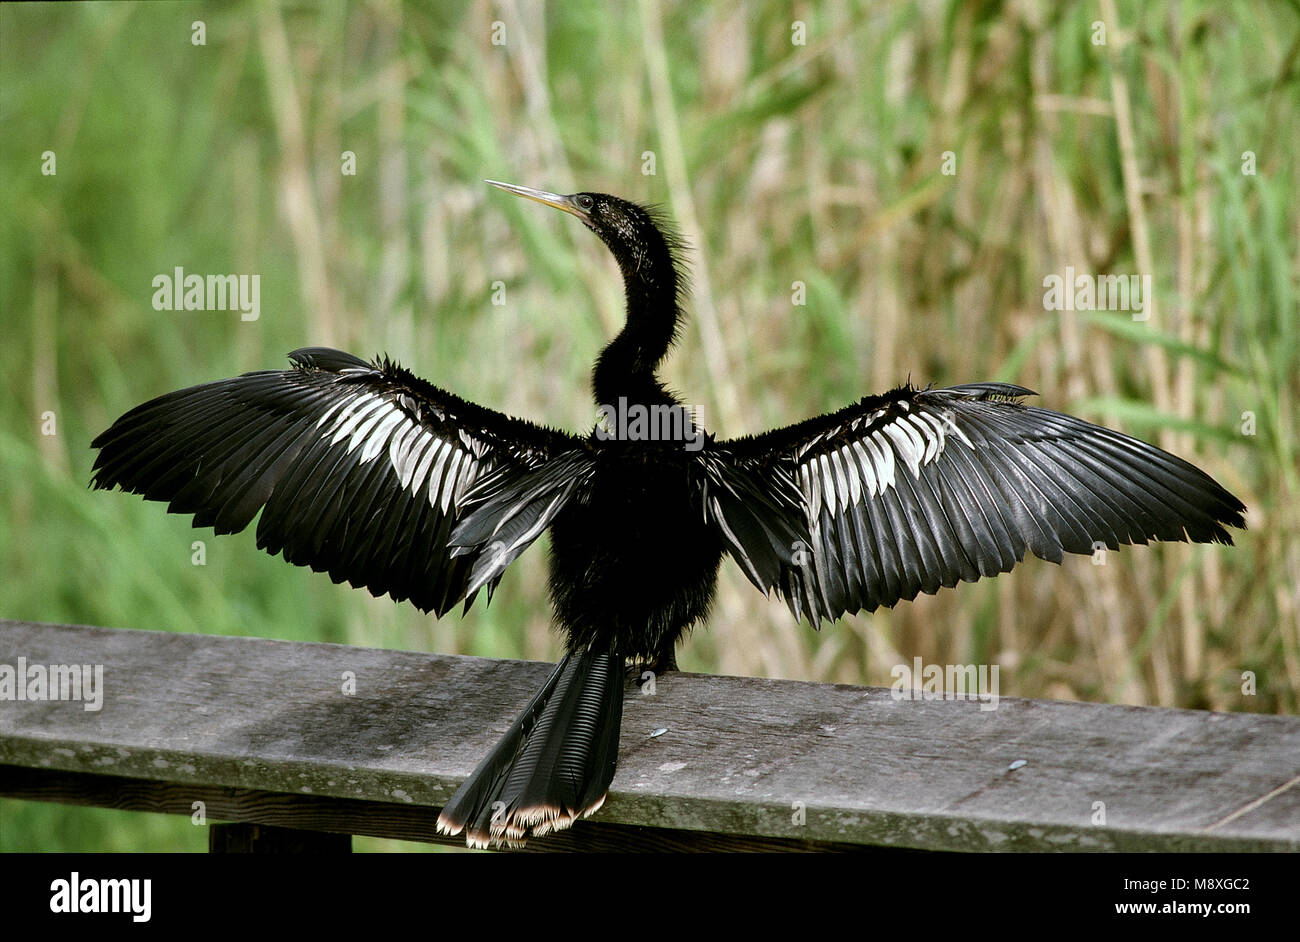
top-left (91, 347), bottom-right (593, 615)
top-left (709, 383), bottom-right (1246, 624)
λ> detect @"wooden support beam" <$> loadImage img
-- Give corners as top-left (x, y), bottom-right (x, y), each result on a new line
top-left (209, 822), bottom-right (351, 853)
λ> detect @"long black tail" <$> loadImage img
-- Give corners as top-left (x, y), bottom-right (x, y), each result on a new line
top-left (436, 648), bottom-right (626, 848)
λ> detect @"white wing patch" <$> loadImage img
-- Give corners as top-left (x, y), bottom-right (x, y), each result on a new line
top-left (326, 393), bottom-right (385, 443)
top-left (319, 393), bottom-right (483, 512)
top-left (797, 403), bottom-right (970, 515)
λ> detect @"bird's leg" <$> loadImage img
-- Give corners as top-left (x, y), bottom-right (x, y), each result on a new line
top-left (627, 645), bottom-right (676, 686)
top-left (650, 646), bottom-right (678, 674)
top-left (644, 639), bottom-right (680, 676)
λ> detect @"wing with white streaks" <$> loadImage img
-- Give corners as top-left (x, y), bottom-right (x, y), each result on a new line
top-left (713, 383), bottom-right (1245, 623)
top-left (92, 347), bottom-right (591, 615)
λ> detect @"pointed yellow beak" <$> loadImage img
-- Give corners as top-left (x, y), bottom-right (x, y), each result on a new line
top-left (485, 180), bottom-right (589, 221)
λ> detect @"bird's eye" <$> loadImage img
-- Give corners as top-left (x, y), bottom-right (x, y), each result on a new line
top-left (576, 195), bottom-right (594, 211)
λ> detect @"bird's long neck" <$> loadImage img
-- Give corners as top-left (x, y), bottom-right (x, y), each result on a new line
top-left (592, 257), bottom-right (682, 408)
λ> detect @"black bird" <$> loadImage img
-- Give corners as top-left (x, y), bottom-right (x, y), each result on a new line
top-left (91, 181), bottom-right (1246, 848)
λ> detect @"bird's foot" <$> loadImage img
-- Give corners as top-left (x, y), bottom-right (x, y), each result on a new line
top-left (628, 651), bottom-right (677, 687)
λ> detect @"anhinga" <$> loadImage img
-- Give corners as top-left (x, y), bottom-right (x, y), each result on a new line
top-left (92, 181), bottom-right (1246, 848)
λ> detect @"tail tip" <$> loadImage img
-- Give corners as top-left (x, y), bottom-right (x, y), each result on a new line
top-left (436, 795), bottom-right (609, 849)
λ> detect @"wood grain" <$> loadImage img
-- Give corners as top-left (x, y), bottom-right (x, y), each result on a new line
top-left (1, 619), bottom-right (1296, 851)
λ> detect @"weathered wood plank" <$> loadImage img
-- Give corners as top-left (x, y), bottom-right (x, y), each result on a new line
top-left (1, 619), bottom-right (1297, 851)
top-left (0, 765), bottom-right (877, 852)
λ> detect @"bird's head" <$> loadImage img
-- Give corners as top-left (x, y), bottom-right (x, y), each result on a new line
top-left (485, 180), bottom-right (682, 293)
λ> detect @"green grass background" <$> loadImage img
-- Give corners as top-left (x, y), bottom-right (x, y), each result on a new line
top-left (1, 0), bottom-right (1296, 851)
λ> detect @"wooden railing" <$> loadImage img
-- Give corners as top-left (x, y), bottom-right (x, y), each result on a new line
top-left (1, 619), bottom-right (1296, 852)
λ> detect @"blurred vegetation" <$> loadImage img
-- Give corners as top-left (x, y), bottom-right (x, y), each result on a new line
top-left (1, 0), bottom-right (1296, 851)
